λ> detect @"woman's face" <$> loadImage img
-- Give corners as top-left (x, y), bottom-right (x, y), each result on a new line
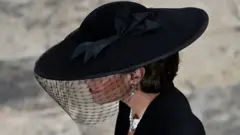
top-left (87, 67), bottom-right (145, 105)
top-left (87, 74), bottom-right (130, 104)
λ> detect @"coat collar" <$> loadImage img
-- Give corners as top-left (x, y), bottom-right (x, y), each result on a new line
top-left (133, 82), bottom-right (177, 134)
top-left (115, 82), bottom-right (177, 135)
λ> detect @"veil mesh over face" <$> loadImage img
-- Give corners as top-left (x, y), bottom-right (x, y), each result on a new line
top-left (35, 73), bottom-right (132, 126)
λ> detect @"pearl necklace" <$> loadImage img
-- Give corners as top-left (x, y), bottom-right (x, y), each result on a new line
top-left (129, 109), bottom-right (142, 133)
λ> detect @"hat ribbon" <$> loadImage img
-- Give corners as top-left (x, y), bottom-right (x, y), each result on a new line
top-left (71, 10), bottom-right (162, 62)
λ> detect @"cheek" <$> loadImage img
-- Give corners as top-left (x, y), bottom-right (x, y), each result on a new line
top-left (87, 75), bottom-right (118, 90)
top-left (103, 80), bottom-right (128, 98)
top-left (101, 76), bottom-right (124, 91)
top-left (91, 79), bottom-right (129, 103)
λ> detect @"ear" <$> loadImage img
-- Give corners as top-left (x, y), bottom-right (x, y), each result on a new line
top-left (127, 67), bottom-right (145, 85)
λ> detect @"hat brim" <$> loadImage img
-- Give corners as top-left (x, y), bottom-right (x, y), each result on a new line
top-left (34, 5), bottom-right (209, 80)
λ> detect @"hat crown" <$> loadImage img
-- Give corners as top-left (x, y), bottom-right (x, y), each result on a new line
top-left (78, 2), bottom-right (147, 42)
top-left (71, 2), bottom-right (163, 61)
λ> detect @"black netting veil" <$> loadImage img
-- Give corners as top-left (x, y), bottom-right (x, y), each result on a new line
top-left (35, 73), bottom-right (132, 126)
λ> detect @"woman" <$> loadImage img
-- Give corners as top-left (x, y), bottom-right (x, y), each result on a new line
top-left (34, 1), bottom-right (209, 135)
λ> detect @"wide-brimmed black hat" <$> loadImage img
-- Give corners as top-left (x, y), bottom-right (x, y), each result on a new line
top-left (34, 1), bottom-right (209, 81)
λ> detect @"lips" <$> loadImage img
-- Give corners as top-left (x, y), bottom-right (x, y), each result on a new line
top-left (89, 88), bottom-right (101, 94)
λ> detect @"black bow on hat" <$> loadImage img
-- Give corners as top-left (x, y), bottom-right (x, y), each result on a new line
top-left (71, 9), bottom-right (162, 62)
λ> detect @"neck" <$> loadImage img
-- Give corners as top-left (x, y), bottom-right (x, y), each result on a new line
top-left (122, 89), bottom-right (160, 119)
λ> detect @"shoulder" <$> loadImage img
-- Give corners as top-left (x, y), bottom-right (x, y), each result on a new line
top-left (148, 86), bottom-right (206, 135)
top-left (152, 85), bottom-right (192, 113)
top-left (165, 111), bottom-right (206, 135)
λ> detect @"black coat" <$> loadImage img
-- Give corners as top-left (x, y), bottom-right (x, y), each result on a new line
top-left (114, 83), bottom-right (205, 135)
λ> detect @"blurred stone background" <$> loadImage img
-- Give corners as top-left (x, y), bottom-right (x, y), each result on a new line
top-left (0, 0), bottom-right (240, 135)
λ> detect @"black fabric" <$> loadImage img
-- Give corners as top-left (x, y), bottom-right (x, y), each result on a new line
top-left (34, 1), bottom-right (209, 81)
top-left (71, 10), bottom-right (162, 62)
top-left (114, 83), bottom-right (205, 135)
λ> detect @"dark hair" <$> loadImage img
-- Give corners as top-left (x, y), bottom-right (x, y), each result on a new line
top-left (140, 53), bottom-right (179, 93)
